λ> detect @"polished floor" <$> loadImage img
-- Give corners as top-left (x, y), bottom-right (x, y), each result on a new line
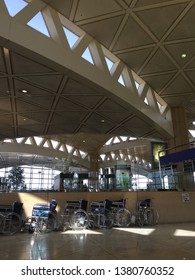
top-left (1, 223), bottom-right (195, 260)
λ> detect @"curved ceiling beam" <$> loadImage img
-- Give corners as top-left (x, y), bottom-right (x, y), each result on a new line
top-left (0, 136), bottom-right (152, 173)
top-left (0, 0), bottom-right (173, 139)
top-left (0, 139), bottom-right (90, 169)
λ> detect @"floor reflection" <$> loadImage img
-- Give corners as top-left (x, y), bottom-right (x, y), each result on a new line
top-left (0, 223), bottom-right (195, 260)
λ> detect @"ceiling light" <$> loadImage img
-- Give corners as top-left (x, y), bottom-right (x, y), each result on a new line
top-left (193, 121), bottom-right (195, 125)
top-left (181, 53), bottom-right (187, 58)
top-left (21, 89), bottom-right (28, 93)
top-left (101, 119), bottom-right (105, 123)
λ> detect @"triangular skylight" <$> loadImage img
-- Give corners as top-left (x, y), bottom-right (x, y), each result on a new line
top-left (118, 75), bottom-right (125, 86)
top-left (27, 11), bottom-right (50, 37)
top-left (59, 145), bottom-right (65, 152)
top-left (157, 102), bottom-right (161, 109)
top-left (51, 140), bottom-right (59, 149)
top-left (144, 97), bottom-right (149, 105)
top-left (73, 150), bottom-right (78, 156)
top-left (105, 57), bottom-right (114, 71)
top-left (34, 136), bottom-right (43, 146)
top-left (66, 144), bottom-right (73, 153)
top-left (80, 150), bottom-right (87, 158)
top-left (4, 0), bottom-right (28, 17)
top-left (81, 47), bottom-right (94, 64)
top-left (100, 154), bottom-right (106, 161)
top-left (16, 137), bottom-right (24, 143)
top-left (189, 130), bottom-right (195, 137)
top-left (43, 140), bottom-right (50, 148)
top-left (105, 138), bottom-right (113, 146)
top-left (63, 27), bottom-right (79, 48)
top-left (135, 81), bottom-right (140, 90)
top-left (111, 153), bottom-right (115, 159)
top-left (113, 137), bottom-right (120, 144)
top-left (25, 138), bottom-right (32, 145)
top-left (120, 136), bottom-right (128, 141)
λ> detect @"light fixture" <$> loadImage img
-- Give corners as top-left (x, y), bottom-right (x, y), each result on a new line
top-left (21, 89), bottom-right (28, 93)
top-left (181, 53), bottom-right (187, 58)
top-left (101, 119), bottom-right (105, 123)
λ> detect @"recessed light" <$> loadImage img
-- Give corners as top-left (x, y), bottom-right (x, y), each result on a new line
top-left (21, 89), bottom-right (28, 93)
top-left (101, 119), bottom-right (105, 123)
top-left (193, 121), bottom-right (195, 125)
top-left (181, 53), bottom-right (187, 58)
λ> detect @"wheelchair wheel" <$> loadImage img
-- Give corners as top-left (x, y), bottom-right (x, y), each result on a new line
top-left (132, 211), bottom-right (145, 227)
top-left (144, 207), bottom-right (159, 226)
top-left (116, 208), bottom-right (131, 227)
top-left (87, 212), bottom-right (96, 229)
top-left (0, 213), bottom-right (6, 234)
top-left (1, 212), bottom-right (22, 235)
top-left (98, 210), bottom-right (113, 229)
top-left (70, 209), bottom-right (89, 230)
top-left (37, 211), bottom-right (57, 233)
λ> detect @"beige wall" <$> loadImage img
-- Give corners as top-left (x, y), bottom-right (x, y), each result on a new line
top-left (0, 191), bottom-right (194, 224)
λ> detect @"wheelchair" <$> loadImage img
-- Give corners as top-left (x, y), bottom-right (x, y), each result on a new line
top-left (24, 199), bottom-right (58, 233)
top-left (135, 198), bottom-right (159, 226)
top-left (0, 201), bottom-right (23, 235)
top-left (60, 199), bottom-right (89, 231)
top-left (88, 200), bottom-right (113, 229)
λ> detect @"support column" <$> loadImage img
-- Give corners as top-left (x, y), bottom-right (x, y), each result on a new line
top-left (168, 107), bottom-right (189, 152)
top-left (89, 152), bottom-right (99, 190)
top-left (167, 107), bottom-right (193, 189)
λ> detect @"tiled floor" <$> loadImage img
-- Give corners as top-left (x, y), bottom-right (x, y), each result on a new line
top-left (1, 223), bottom-right (195, 260)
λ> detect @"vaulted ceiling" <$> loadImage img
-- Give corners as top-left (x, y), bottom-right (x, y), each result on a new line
top-left (0, 0), bottom-right (195, 171)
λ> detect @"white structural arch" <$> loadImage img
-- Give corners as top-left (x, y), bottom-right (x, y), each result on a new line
top-left (0, 136), bottom-right (153, 173)
top-left (0, 0), bottom-right (173, 138)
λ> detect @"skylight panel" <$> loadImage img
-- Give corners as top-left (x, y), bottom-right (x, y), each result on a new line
top-left (135, 80), bottom-right (140, 90)
top-left (105, 57), bottom-right (114, 71)
top-left (118, 75), bottom-right (125, 86)
top-left (157, 102), bottom-right (161, 109)
top-left (144, 97), bottom-right (149, 105)
top-left (189, 130), bottom-right (195, 137)
top-left (25, 138), bottom-right (32, 145)
top-left (100, 154), bottom-right (106, 161)
top-left (51, 140), bottom-right (59, 149)
top-left (120, 136), bottom-right (128, 141)
top-left (27, 11), bottom-right (50, 37)
top-left (3, 138), bottom-right (12, 143)
top-left (16, 137), bottom-right (24, 143)
top-left (80, 150), bottom-right (87, 158)
top-left (4, 0), bottom-right (28, 17)
top-left (81, 47), bottom-right (94, 65)
top-left (59, 145), bottom-right (65, 152)
top-left (113, 137), bottom-right (120, 144)
top-left (63, 27), bottom-right (79, 48)
top-left (111, 152), bottom-right (115, 159)
top-left (73, 150), bottom-right (78, 156)
top-left (66, 144), bottom-right (73, 153)
top-left (105, 138), bottom-right (113, 145)
top-left (43, 141), bottom-right (50, 148)
top-left (34, 136), bottom-right (43, 146)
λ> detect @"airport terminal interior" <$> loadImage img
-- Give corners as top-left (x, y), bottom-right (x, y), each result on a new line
top-left (1, 0), bottom-right (195, 260)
